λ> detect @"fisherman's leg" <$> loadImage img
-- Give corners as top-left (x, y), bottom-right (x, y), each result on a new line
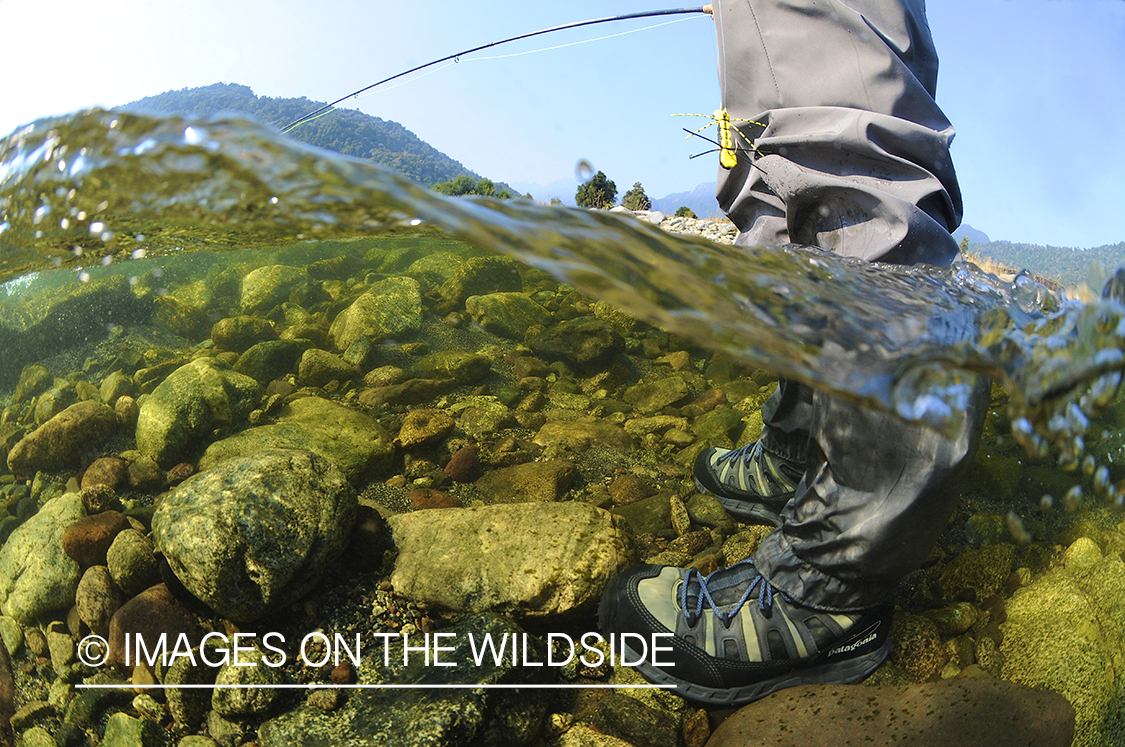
top-left (754, 376), bottom-right (990, 611)
top-left (714, 0), bottom-right (962, 266)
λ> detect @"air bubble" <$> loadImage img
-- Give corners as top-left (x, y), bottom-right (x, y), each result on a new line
top-left (1093, 466), bottom-right (1111, 499)
top-left (1082, 455), bottom-right (1097, 477)
top-left (1064, 485), bottom-right (1082, 513)
top-left (1039, 494), bottom-right (1054, 512)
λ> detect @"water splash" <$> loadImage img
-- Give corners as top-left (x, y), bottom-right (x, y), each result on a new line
top-left (1, 110), bottom-right (1123, 473)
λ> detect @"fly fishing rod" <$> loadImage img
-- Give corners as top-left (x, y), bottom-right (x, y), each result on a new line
top-left (280, 6), bottom-right (713, 134)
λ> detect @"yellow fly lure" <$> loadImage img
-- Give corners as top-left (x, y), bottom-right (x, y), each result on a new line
top-left (674, 109), bottom-right (765, 170)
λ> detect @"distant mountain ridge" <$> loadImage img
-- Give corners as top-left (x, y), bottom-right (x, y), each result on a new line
top-left (964, 239), bottom-right (1124, 289)
top-left (126, 82), bottom-right (485, 188)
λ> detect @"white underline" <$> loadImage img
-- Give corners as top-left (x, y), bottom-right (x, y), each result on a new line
top-left (76, 683), bottom-right (676, 690)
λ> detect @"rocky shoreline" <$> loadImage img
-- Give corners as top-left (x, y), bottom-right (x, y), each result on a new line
top-left (0, 211), bottom-right (1119, 746)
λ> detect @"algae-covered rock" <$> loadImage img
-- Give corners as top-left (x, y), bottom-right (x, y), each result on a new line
top-left (7, 400), bottom-right (118, 474)
top-left (464, 292), bottom-right (551, 340)
top-left (623, 376), bottom-right (692, 414)
top-left (475, 460), bottom-right (577, 504)
top-left (199, 396), bottom-right (393, 484)
top-left (134, 358), bottom-right (261, 467)
top-left (0, 493), bottom-right (84, 624)
top-left (240, 265), bottom-right (308, 314)
top-left (211, 315), bottom-right (277, 352)
top-left (258, 614), bottom-right (550, 747)
top-left (389, 502), bottom-right (636, 618)
top-left (411, 350), bottom-right (492, 383)
top-left (298, 348), bottom-right (355, 387)
top-left (153, 449), bottom-right (357, 623)
top-left (937, 543), bottom-right (1014, 602)
top-left (1000, 537), bottom-right (1125, 747)
top-left (439, 255), bottom-right (524, 305)
top-left (328, 276), bottom-right (422, 350)
top-left (528, 317), bottom-right (624, 367)
top-left (234, 339), bottom-right (303, 383)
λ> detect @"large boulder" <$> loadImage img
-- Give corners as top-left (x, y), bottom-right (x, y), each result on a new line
top-left (1000, 537), bottom-right (1125, 747)
top-left (705, 679), bottom-right (1074, 747)
top-left (6, 401), bottom-right (118, 474)
top-left (152, 449), bottom-right (357, 623)
top-left (135, 358), bottom-right (261, 467)
top-left (389, 502), bottom-right (636, 618)
top-left (464, 293), bottom-right (551, 340)
top-left (198, 397), bottom-right (393, 484)
top-left (0, 493), bottom-right (84, 624)
top-left (328, 276), bottom-right (422, 351)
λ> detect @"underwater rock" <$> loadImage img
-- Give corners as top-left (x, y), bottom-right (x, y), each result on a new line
top-left (0, 275), bottom-right (151, 388)
top-left (61, 510), bottom-right (131, 567)
top-left (444, 444), bottom-right (483, 483)
top-left (389, 502), bottom-right (636, 618)
top-left (7, 400), bottom-right (118, 474)
top-left (106, 529), bottom-right (161, 597)
top-left (611, 493), bottom-right (674, 537)
top-left (0, 493), bottom-right (83, 624)
top-left (453, 397), bottom-right (517, 440)
top-left (411, 350), bottom-right (492, 384)
top-left (705, 679), bottom-right (1074, 747)
top-left (438, 255), bottom-right (524, 305)
top-left (199, 396), bottom-right (393, 484)
top-left (240, 265), bottom-right (309, 315)
top-left (464, 292), bottom-right (552, 340)
top-left (80, 456), bottom-right (129, 491)
top-left (548, 724), bottom-right (636, 747)
top-left (1000, 537), bottom-right (1125, 747)
top-left (99, 712), bottom-right (164, 747)
top-left (134, 358), bottom-right (261, 467)
top-left (152, 449), bottom-right (357, 623)
top-left (212, 649), bottom-right (285, 717)
top-left (210, 315), bottom-right (277, 353)
top-left (34, 386), bottom-right (76, 424)
top-left (328, 276), bottom-right (422, 350)
top-left (408, 487), bottom-right (461, 510)
top-left (258, 614), bottom-right (550, 747)
top-left (75, 566), bottom-right (121, 637)
top-left (889, 613), bottom-right (947, 682)
top-left (623, 376), bottom-right (693, 415)
top-left (532, 421), bottom-right (634, 452)
top-left (475, 460), bottom-right (577, 504)
top-left (13, 364), bottom-right (52, 405)
top-left (593, 693), bottom-right (678, 747)
top-left (936, 544), bottom-right (1015, 603)
top-left (528, 317), bottom-right (624, 367)
top-left (233, 339), bottom-right (303, 383)
top-left (358, 377), bottom-right (458, 408)
top-left (107, 583), bottom-right (206, 674)
top-left (395, 409), bottom-right (455, 449)
top-left (298, 348), bottom-right (355, 388)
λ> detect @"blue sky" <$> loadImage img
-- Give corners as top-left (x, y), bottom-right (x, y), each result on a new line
top-left (1, 0), bottom-right (1122, 248)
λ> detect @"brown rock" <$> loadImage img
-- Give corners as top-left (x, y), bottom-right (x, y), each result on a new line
top-left (609, 473), bottom-right (655, 506)
top-left (6, 401), bottom-right (117, 474)
top-left (80, 457), bottom-right (128, 491)
top-left (75, 566), bottom-right (122, 637)
top-left (444, 445), bottom-right (483, 483)
top-left (114, 395), bottom-right (139, 427)
top-left (890, 613), bottom-right (947, 682)
top-left (62, 511), bottom-right (132, 567)
top-left (683, 709), bottom-right (710, 747)
top-left (166, 462), bottom-right (195, 485)
top-left (108, 584), bottom-right (205, 675)
top-left (124, 451), bottom-right (165, 492)
top-left (475, 460), bottom-right (576, 504)
top-left (357, 378), bottom-right (457, 408)
top-left (408, 488), bottom-right (462, 510)
top-left (704, 679), bottom-right (1074, 747)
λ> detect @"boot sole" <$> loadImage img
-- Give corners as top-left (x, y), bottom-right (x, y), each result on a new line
top-left (620, 636), bottom-right (891, 706)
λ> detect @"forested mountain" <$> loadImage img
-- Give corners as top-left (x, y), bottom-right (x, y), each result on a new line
top-left (126, 82), bottom-right (484, 188)
top-left (965, 240), bottom-right (1124, 289)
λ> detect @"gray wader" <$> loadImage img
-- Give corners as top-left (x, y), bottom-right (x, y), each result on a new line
top-left (713, 0), bottom-right (989, 611)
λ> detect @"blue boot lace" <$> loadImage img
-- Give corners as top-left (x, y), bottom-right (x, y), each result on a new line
top-left (680, 559), bottom-right (786, 628)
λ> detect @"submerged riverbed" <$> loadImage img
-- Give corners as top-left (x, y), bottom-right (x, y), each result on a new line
top-left (0, 110), bottom-right (1122, 747)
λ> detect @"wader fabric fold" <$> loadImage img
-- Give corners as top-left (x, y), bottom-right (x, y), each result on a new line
top-left (712, 0), bottom-right (986, 610)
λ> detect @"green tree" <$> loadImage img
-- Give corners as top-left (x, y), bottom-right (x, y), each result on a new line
top-left (959, 236), bottom-right (970, 252)
top-left (575, 171), bottom-right (617, 209)
top-left (621, 182), bottom-right (651, 211)
top-left (549, 197), bottom-right (563, 206)
top-left (675, 206), bottom-right (697, 219)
